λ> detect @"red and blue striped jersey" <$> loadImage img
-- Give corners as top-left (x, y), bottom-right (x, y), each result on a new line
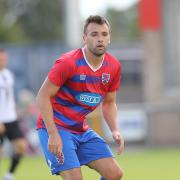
top-left (37, 48), bottom-right (121, 134)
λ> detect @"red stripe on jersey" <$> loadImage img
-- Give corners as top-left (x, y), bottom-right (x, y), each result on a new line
top-left (54, 116), bottom-right (88, 132)
top-left (52, 103), bottom-right (85, 121)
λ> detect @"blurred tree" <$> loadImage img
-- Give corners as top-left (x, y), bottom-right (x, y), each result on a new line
top-left (0, 0), bottom-right (27, 43)
top-left (18, 0), bottom-right (65, 42)
top-left (106, 6), bottom-right (140, 43)
top-left (0, 0), bottom-right (65, 43)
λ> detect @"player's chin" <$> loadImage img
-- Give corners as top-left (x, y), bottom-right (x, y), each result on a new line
top-left (95, 49), bottom-right (106, 56)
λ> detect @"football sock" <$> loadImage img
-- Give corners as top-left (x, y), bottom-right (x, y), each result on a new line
top-left (9, 153), bottom-right (22, 173)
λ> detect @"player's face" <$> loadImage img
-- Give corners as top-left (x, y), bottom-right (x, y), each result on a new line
top-left (0, 51), bottom-right (8, 70)
top-left (83, 23), bottom-right (110, 57)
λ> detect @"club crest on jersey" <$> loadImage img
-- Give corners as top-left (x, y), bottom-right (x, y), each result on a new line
top-left (80, 74), bottom-right (86, 81)
top-left (102, 73), bottom-right (110, 84)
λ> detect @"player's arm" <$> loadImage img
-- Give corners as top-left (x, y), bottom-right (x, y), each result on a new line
top-left (102, 91), bottom-right (124, 154)
top-left (36, 78), bottom-right (62, 157)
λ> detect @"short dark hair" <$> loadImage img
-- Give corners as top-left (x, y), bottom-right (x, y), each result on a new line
top-left (83, 15), bottom-right (110, 34)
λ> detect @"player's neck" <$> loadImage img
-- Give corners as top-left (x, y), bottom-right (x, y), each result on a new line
top-left (84, 47), bottom-right (104, 69)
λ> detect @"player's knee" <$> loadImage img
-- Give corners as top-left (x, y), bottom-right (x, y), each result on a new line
top-left (19, 140), bottom-right (28, 154)
top-left (71, 174), bottom-right (83, 180)
top-left (15, 139), bottom-right (28, 154)
top-left (107, 167), bottom-right (123, 180)
top-left (61, 173), bottom-right (82, 180)
top-left (60, 169), bottom-right (83, 180)
top-left (114, 168), bottom-right (123, 180)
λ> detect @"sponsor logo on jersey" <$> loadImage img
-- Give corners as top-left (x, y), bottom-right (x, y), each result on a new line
top-left (102, 73), bottom-right (110, 84)
top-left (76, 92), bottom-right (102, 106)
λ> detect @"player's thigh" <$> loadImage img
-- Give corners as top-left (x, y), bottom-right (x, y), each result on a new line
top-left (60, 168), bottom-right (83, 180)
top-left (5, 121), bottom-right (27, 154)
top-left (88, 157), bottom-right (123, 180)
top-left (38, 128), bottom-right (81, 175)
top-left (77, 129), bottom-right (113, 166)
top-left (0, 123), bottom-right (6, 135)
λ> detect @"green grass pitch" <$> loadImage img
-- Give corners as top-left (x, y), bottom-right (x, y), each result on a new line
top-left (1, 148), bottom-right (179, 180)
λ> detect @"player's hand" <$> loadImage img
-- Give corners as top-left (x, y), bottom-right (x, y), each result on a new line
top-left (48, 132), bottom-right (63, 158)
top-left (0, 123), bottom-right (6, 135)
top-left (112, 130), bottom-right (124, 155)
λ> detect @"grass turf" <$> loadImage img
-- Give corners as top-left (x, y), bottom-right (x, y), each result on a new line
top-left (1, 148), bottom-right (179, 180)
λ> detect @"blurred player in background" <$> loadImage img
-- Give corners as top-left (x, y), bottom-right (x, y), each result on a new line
top-left (0, 49), bottom-right (27, 180)
top-left (36, 15), bottom-right (124, 180)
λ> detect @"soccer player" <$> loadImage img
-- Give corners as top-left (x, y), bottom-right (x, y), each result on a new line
top-left (0, 49), bottom-right (28, 180)
top-left (36, 15), bottom-right (124, 180)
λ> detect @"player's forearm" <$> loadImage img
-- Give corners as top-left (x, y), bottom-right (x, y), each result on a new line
top-left (36, 93), bottom-right (58, 135)
top-left (102, 102), bottom-right (119, 132)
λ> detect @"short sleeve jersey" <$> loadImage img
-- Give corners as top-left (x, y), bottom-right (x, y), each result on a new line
top-left (37, 48), bottom-right (121, 133)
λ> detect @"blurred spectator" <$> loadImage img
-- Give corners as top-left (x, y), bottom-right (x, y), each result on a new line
top-left (0, 48), bottom-right (27, 180)
top-left (17, 89), bottom-right (40, 155)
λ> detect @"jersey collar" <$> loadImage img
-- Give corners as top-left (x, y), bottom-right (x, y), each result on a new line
top-left (82, 47), bottom-right (104, 72)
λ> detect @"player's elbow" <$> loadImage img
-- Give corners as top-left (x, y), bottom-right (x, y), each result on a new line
top-left (36, 91), bottom-right (48, 109)
top-left (36, 92), bottom-right (42, 108)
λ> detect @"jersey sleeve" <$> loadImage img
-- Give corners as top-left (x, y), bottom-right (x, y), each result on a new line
top-left (48, 59), bottom-right (74, 87)
top-left (108, 62), bottom-right (121, 92)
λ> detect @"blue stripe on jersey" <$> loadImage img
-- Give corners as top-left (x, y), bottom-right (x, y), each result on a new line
top-left (53, 110), bottom-right (83, 128)
top-left (76, 58), bottom-right (87, 66)
top-left (71, 75), bottom-right (100, 84)
top-left (60, 85), bottom-right (78, 96)
top-left (55, 97), bottom-right (91, 115)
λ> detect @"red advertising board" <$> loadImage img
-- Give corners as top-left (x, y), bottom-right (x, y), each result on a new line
top-left (139, 0), bottom-right (161, 30)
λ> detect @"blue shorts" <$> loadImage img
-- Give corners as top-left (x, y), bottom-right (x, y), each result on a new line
top-left (38, 128), bottom-right (113, 175)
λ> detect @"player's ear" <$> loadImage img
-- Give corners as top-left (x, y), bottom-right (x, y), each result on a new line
top-left (83, 34), bottom-right (86, 44)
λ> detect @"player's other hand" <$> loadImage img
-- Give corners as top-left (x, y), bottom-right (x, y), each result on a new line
top-left (0, 123), bottom-right (6, 135)
top-left (112, 130), bottom-right (124, 155)
top-left (48, 132), bottom-right (63, 157)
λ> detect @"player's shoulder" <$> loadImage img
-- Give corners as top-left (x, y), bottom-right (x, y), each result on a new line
top-left (3, 68), bottom-right (14, 77)
top-left (56, 48), bottom-right (82, 64)
top-left (1, 68), bottom-right (14, 82)
top-left (105, 52), bottom-right (121, 67)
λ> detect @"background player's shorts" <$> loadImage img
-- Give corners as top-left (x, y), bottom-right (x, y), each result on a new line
top-left (0, 121), bottom-right (24, 145)
top-left (38, 128), bottom-right (113, 175)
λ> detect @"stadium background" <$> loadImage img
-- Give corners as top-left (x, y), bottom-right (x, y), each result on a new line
top-left (0, 0), bottom-right (180, 179)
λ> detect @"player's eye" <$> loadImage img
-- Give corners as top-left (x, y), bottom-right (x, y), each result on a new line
top-left (102, 32), bottom-right (108, 36)
top-left (91, 32), bottom-right (98, 36)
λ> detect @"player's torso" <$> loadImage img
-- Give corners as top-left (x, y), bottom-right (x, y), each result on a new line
top-left (0, 69), bottom-right (17, 122)
top-left (37, 49), bottom-right (120, 132)
top-left (0, 69), bottom-right (14, 104)
top-left (54, 51), bottom-right (116, 117)
top-left (65, 58), bottom-right (112, 107)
